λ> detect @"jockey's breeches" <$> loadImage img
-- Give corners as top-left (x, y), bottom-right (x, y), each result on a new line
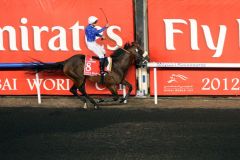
top-left (85, 41), bottom-right (106, 58)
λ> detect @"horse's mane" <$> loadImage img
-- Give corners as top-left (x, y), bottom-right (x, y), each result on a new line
top-left (110, 43), bottom-right (132, 62)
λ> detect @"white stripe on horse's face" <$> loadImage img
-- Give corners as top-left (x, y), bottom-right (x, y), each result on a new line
top-left (143, 51), bottom-right (148, 58)
top-left (135, 48), bottom-right (139, 53)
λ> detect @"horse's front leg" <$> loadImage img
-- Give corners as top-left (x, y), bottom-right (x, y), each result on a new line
top-left (119, 80), bottom-right (132, 103)
top-left (97, 84), bottom-right (119, 103)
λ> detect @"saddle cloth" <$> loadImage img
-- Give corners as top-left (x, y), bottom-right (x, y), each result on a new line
top-left (84, 56), bottom-right (112, 76)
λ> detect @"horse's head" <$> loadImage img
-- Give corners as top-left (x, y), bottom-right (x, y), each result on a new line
top-left (125, 42), bottom-right (149, 68)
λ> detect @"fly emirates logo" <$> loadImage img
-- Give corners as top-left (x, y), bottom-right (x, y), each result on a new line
top-left (164, 19), bottom-right (240, 58)
top-left (0, 17), bottom-right (123, 52)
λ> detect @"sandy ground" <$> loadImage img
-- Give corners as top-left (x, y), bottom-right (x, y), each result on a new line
top-left (1, 95), bottom-right (240, 109)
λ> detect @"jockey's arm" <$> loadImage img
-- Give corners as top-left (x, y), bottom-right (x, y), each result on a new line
top-left (96, 33), bottom-right (103, 38)
top-left (95, 26), bottom-right (107, 37)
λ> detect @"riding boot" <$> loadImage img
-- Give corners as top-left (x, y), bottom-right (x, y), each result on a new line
top-left (100, 58), bottom-right (106, 84)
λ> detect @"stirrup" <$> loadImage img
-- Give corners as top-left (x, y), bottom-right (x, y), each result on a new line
top-left (101, 71), bottom-right (108, 76)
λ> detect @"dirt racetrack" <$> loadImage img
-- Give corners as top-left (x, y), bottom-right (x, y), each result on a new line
top-left (1, 96), bottom-right (240, 160)
top-left (1, 95), bottom-right (240, 109)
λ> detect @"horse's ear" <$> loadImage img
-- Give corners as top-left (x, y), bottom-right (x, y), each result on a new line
top-left (124, 42), bottom-right (131, 49)
top-left (131, 41), bottom-right (139, 47)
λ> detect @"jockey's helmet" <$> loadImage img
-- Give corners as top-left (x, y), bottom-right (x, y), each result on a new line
top-left (88, 16), bottom-right (98, 24)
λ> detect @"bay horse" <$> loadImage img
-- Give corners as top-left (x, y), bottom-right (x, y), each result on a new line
top-left (34, 42), bottom-right (149, 109)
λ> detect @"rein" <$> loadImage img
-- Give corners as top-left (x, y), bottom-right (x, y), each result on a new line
top-left (116, 45), bottom-right (136, 56)
top-left (116, 45), bottom-right (139, 65)
top-left (118, 47), bottom-right (131, 54)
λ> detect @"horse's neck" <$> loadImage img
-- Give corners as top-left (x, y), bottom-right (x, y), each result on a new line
top-left (112, 54), bottom-right (132, 72)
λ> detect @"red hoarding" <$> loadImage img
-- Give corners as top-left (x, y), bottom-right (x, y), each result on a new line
top-left (148, 0), bottom-right (240, 95)
top-left (0, 0), bottom-right (135, 95)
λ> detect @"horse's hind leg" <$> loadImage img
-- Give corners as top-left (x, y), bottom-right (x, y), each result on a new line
top-left (70, 84), bottom-right (87, 104)
top-left (78, 78), bottom-right (99, 110)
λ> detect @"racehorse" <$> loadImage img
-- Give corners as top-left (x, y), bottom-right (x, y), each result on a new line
top-left (33, 42), bottom-right (149, 109)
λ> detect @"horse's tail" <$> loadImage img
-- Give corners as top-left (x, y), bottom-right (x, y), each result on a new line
top-left (35, 62), bottom-right (64, 72)
top-left (28, 59), bottom-right (65, 74)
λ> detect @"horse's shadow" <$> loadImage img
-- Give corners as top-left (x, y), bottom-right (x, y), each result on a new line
top-left (0, 107), bottom-right (160, 142)
top-left (1, 107), bottom-right (238, 143)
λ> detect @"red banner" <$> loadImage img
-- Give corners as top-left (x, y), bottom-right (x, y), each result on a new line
top-left (0, 0), bottom-right (135, 95)
top-left (150, 70), bottom-right (240, 95)
top-left (148, 0), bottom-right (240, 95)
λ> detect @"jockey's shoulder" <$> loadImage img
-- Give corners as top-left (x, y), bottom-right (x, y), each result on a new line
top-left (86, 24), bottom-right (96, 30)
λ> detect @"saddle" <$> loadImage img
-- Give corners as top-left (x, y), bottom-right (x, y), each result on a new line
top-left (84, 56), bottom-right (112, 76)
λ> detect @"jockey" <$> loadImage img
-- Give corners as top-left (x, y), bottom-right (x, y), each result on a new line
top-left (85, 16), bottom-right (109, 77)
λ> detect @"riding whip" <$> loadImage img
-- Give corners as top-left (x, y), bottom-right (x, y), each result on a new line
top-left (99, 8), bottom-right (109, 24)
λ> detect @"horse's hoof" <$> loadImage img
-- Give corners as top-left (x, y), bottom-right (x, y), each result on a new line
top-left (94, 105), bottom-right (101, 110)
top-left (119, 98), bottom-right (126, 103)
top-left (83, 103), bottom-right (88, 109)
